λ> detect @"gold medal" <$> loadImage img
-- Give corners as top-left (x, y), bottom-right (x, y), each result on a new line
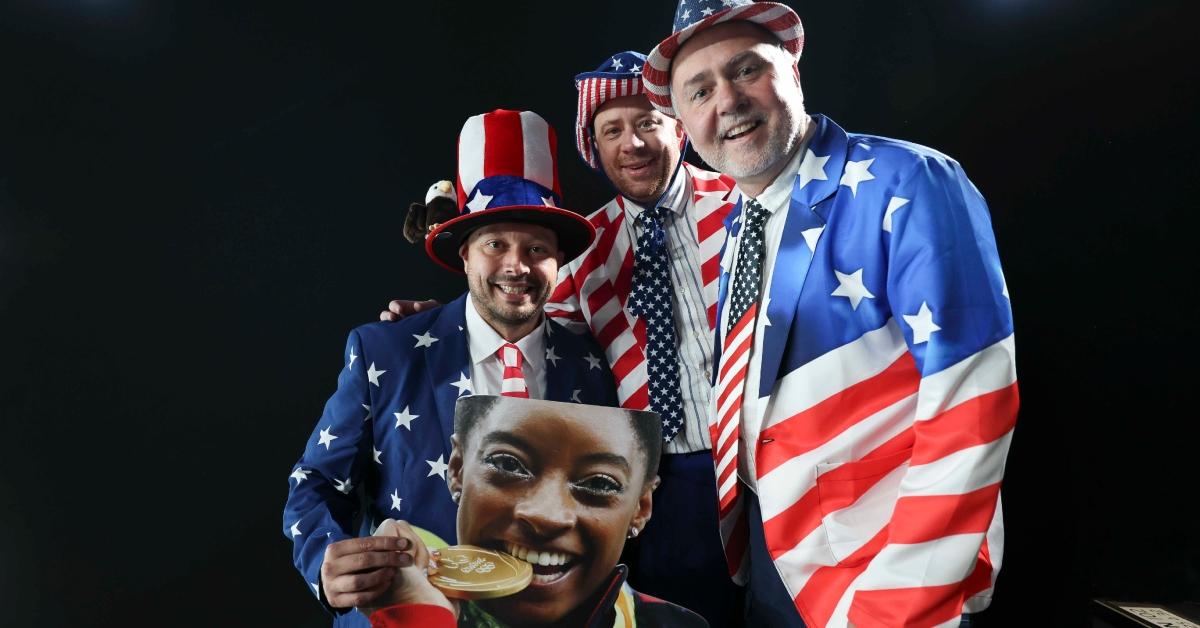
top-left (427, 545), bottom-right (532, 600)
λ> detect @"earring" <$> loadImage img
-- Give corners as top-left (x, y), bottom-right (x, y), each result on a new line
top-left (627, 526), bottom-right (639, 539)
top-left (451, 491), bottom-right (462, 504)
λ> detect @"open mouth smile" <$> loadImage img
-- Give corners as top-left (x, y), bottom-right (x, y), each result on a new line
top-left (722, 119), bottom-right (762, 141)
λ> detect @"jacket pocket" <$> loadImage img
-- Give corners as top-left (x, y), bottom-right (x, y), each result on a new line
top-left (814, 447), bottom-right (913, 565)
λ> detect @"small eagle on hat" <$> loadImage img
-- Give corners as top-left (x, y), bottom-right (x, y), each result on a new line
top-left (403, 180), bottom-right (458, 243)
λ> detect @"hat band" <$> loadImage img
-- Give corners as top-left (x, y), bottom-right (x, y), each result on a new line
top-left (463, 175), bottom-right (561, 213)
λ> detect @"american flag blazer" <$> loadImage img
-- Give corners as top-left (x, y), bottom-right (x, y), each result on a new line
top-left (713, 115), bottom-right (1018, 627)
top-left (546, 163), bottom-right (736, 411)
top-left (282, 293), bottom-right (617, 617)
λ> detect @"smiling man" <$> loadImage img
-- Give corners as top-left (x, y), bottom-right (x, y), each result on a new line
top-left (283, 110), bottom-right (618, 628)
top-left (641, 2), bottom-right (1019, 627)
top-left (544, 50), bottom-right (743, 626)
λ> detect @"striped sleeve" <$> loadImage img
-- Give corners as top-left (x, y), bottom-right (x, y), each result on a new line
top-left (846, 155), bottom-right (1017, 628)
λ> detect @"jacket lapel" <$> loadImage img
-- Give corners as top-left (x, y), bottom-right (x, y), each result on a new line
top-left (756, 115), bottom-right (849, 397)
top-left (424, 294), bottom-right (472, 440)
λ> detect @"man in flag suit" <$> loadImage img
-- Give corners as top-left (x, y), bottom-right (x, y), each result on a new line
top-left (543, 50), bottom-right (744, 626)
top-left (642, 2), bottom-right (1019, 626)
top-left (283, 109), bottom-right (619, 627)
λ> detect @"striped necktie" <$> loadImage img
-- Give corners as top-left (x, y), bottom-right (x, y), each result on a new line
top-left (713, 198), bottom-right (769, 574)
top-left (498, 343), bottom-right (529, 398)
top-left (628, 205), bottom-right (684, 442)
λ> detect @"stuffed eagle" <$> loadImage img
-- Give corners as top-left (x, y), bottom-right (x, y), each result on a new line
top-left (402, 180), bottom-right (458, 243)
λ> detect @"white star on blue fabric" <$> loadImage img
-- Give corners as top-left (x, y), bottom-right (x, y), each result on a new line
top-left (317, 426), bottom-right (338, 449)
top-left (541, 196), bottom-right (555, 207)
top-left (290, 521), bottom-right (302, 537)
top-left (701, 6), bottom-right (714, 16)
top-left (630, 63), bottom-right (642, 73)
top-left (680, 8), bottom-right (691, 20)
top-left (883, 196), bottom-right (910, 233)
top-left (347, 347), bottom-right (358, 370)
top-left (310, 582), bottom-right (319, 597)
top-left (390, 489), bottom-right (402, 512)
top-left (362, 404), bottom-right (372, 421)
top-left (367, 362), bottom-right (386, 386)
top-left (427, 455), bottom-right (448, 479)
top-left (571, 389), bottom-right (582, 403)
top-left (413, 331), bottom-right (439, 348)
top-left (583, 353), bottom-right (601, 370)
top-left (290, 468), bottom-right (310, 484)
top-left (451, 372), bottom-right (473, 396)
top-left (394, 406), bottom-right (418, 430)
top-left (467, 191), bottom-right (493, 212)
top-left (612, 56), bottom-right (624, 71)
top-left (840, 158), bottom-right (876, 196)
top-left (797, 149), bottom-right (831, 189)
top-left (831, 268), bottom-right (875, 310)
top-left (903, 301), bottom-right (942, 344)
top-left (545, 346), bottom-right (561, 367)
top-left (372, 447), bottom-right (382, 464)
top-left (801, 225), bottom-right (824, 254)
top-left (333, 477), bottom-right (353, 494)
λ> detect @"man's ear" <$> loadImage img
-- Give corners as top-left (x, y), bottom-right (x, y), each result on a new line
top-left (447, 433), bottom-right (464, 496)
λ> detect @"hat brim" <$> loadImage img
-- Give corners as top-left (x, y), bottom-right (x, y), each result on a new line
top-left (424, 205), bottom-right (597, 273)
top-left (642, 2), bottom-right (804, 118)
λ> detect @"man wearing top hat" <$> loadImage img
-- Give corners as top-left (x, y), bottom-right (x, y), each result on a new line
top-left (385, 51), bottom-right (746, 627)
top-left (283, 109), bottom-right (619, 627)
top-left (639, 2), bottom-right (1019, 627)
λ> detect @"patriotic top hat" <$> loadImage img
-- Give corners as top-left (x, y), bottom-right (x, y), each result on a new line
top-left (642, 1), bottom-right (804, 118)
top-left (574, 51), bottom-right (651, 171)
top-left (426, 109), bottom-right (596, 273)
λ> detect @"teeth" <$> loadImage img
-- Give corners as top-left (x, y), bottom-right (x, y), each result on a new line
top-left (496, 285), bottom-right (528, 294)
top-left (725, 121), bottom-right (757, 138)
top-left (505, 542), bottom-right (571, 567)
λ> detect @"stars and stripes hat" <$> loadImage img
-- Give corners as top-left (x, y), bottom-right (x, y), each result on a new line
top-left (574, 51), bottom-right (650, 171)
top-left (642, 0), bottom-right (804, 118)
top-left (426, 109), bottom-right (596, 273)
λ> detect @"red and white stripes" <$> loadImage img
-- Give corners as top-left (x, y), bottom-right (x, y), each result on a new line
top-left (456, 109), bottom-right (561, 209)
top-left (497, 343), bottom-right (529, 398)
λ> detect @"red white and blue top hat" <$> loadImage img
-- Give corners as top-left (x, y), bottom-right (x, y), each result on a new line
top-left (574, 51), bottom-right (651, 171)
top-left (426, 109), bottom-right (596, 273)
top-left (642, 0), bottom-right (804, 118)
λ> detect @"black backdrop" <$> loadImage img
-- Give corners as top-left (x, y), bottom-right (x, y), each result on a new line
top-left (2, 1), bottom-right (1197, 626)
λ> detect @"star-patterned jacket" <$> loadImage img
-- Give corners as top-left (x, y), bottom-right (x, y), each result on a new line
top-left (283, 293), bottom-right (617, 621)
top-left (713, 115), bottom-right (1017, 627)
top-left (546, 163), bottom-right (735, 415)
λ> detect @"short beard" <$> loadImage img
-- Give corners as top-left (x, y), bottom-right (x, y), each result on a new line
top-left (707, 109), bottom-right (799, 181)
top-left (467, 274), bottom-right (549, 328)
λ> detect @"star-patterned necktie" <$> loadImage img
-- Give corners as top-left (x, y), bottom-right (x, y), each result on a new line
top-left (628, 205), bottom-right (684, 442)
top-left (727, 198), bottom-right (770, 331)
top-left (712, 197), bottom-right (770, 541)
top-left (497, 343), bottom-right (529, 398)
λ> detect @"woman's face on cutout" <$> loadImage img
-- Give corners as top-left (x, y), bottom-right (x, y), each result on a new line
top-left (452, 399), bottom-right (652, 625)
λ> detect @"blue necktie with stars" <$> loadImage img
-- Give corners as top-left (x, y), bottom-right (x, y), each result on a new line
top-left (628, 205), bottom-right (684, 442)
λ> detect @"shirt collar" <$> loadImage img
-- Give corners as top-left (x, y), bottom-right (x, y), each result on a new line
top-left (739, 127), bottom-right (813, 214)
top-left (465, 296), bottom-right (546, 372)
top-left (621, 166), bottom-right (690, 220)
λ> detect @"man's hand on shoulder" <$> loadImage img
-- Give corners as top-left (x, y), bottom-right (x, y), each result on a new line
top-left (379, 299), bottom-right (441, 322)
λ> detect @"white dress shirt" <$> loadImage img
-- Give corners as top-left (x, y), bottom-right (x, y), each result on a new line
top-left (622, 172), bottom-right (716, 455)
top-left (464, 298), bottom-right (547, 399)
top-left (724, 140), bottom-right (810, 492)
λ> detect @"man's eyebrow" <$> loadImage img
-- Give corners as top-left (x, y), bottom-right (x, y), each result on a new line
top-left (725, 49), bottom-right (767, 72)
top-left (679, 68), bottom-right (712, 92)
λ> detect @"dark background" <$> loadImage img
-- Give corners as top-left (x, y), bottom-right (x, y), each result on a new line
top-left (2, 1), bottom-right (1197, 626)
